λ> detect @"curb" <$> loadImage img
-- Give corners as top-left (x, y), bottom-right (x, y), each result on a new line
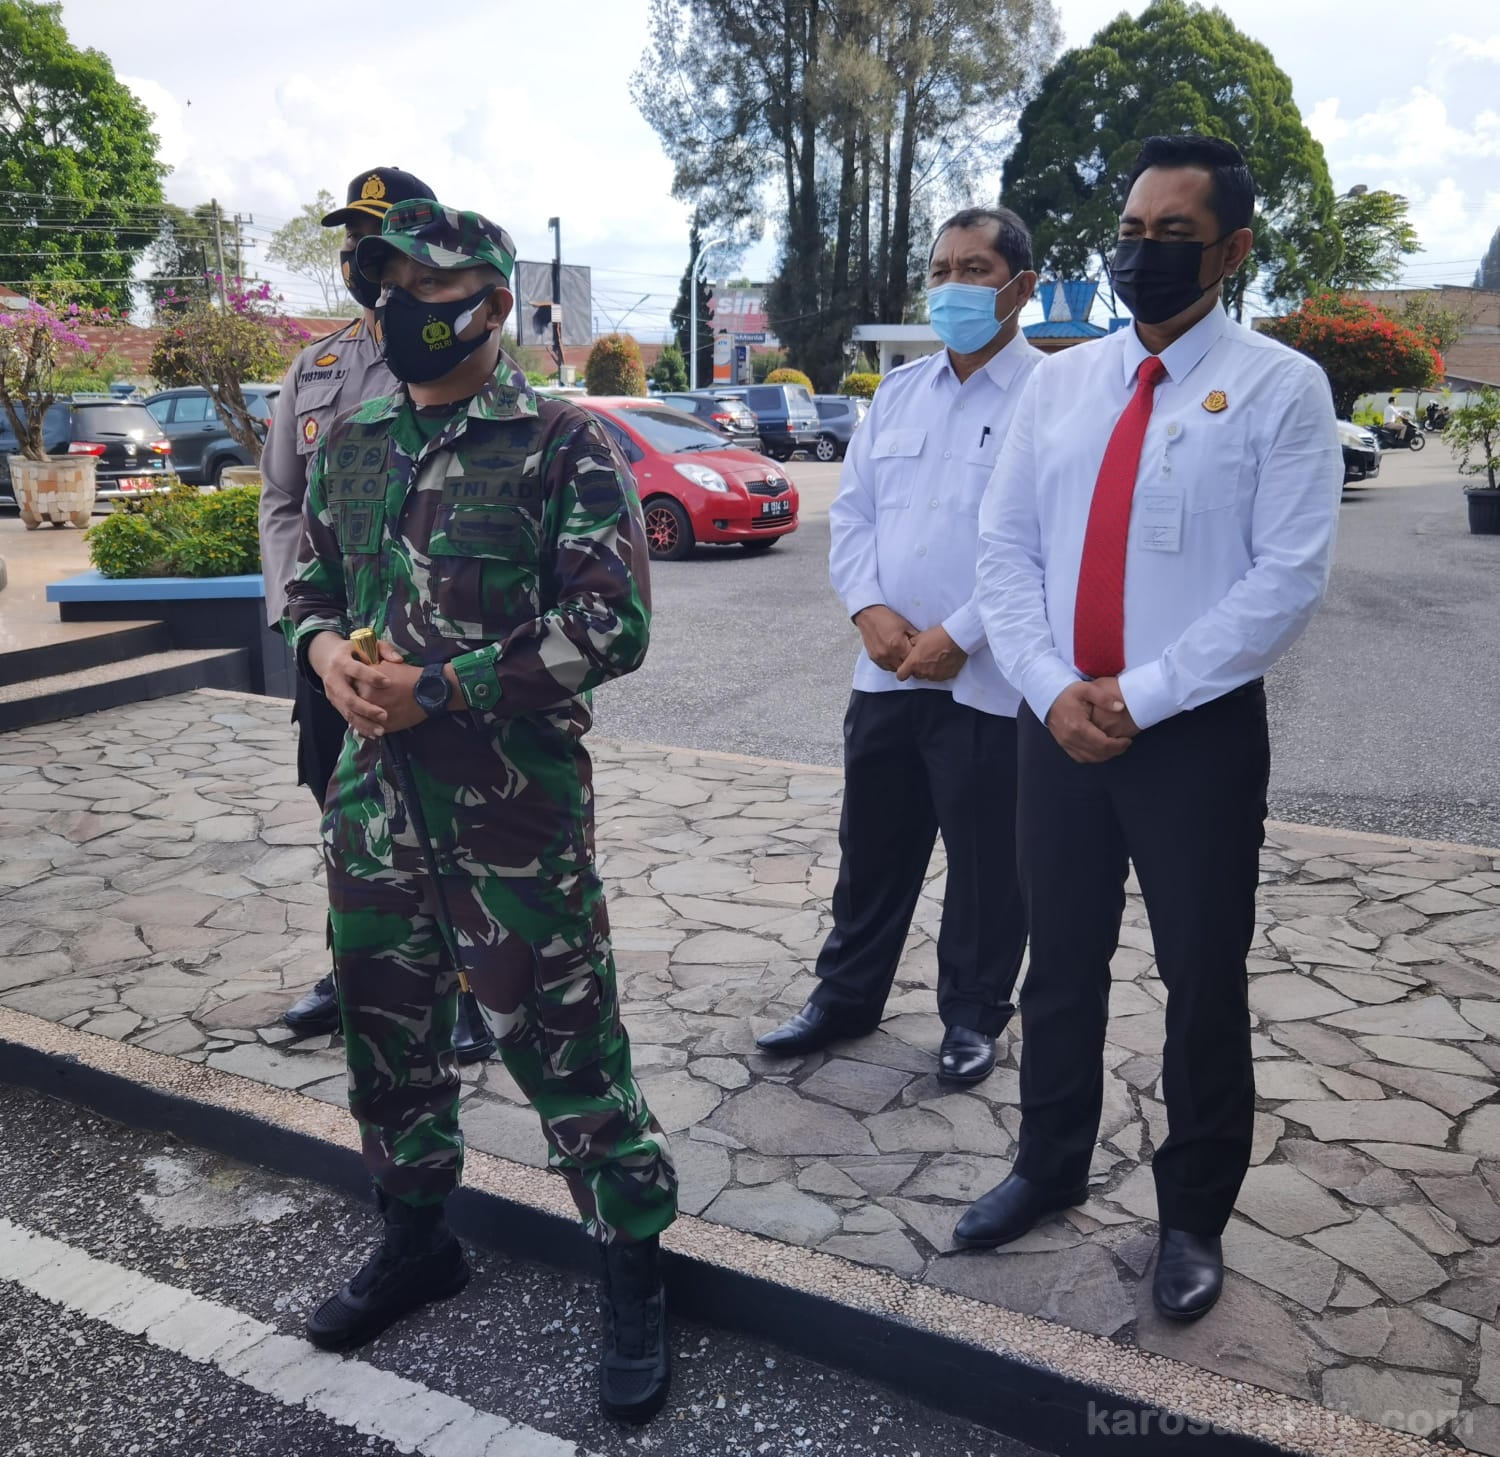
top-left (2, 1007), bottom-right (1433, 1457)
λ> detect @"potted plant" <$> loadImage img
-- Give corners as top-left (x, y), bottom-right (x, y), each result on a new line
top-left (148, 277), bottom-right (307, 485)
top-left (0, 297), bottom-right (97, 528)
top-left (1445, 387), bottom-right (1500, 535)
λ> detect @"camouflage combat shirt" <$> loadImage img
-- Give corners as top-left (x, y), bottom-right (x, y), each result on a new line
top-left (284, 368), bottom-right (652, 881)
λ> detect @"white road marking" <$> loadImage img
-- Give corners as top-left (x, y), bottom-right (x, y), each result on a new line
top-left (0, 1216), bottom-right (594, 1457)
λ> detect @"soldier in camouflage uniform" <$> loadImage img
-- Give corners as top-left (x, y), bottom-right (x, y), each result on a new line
top-left (284, 199), bottom-right (677, 1423)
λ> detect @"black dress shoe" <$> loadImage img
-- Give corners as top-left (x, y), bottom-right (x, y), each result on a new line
top-left (284, 973), bottom-right (341, 1035)
top-left (756, 1001), bottom-right (877, 1055)
top-left (453, 990), bottom-right (496, 1064)
top-left (1152, 1228), bottom-right (1223, 1321)
top-left (938, 1026), bottom-right (995, 1085)
top-left (953, 1172), bottom-right (1088, 1249)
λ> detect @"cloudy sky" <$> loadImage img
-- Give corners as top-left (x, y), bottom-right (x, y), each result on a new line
top-left (59, 0), bottom-right (1500, 337)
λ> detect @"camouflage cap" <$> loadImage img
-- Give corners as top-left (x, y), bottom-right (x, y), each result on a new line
top-left (355, 199), bottom-right (516, 286)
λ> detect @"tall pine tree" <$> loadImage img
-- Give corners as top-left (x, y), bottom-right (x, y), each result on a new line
top-left (1477, 226), bottom-right (1500, 292)
top-left (670, 217), bottom-right (716, 389)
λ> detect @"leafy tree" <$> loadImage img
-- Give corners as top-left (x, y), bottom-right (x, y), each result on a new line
top-left (765, 366), bottom-right (814, 390)
top-left (584, 333), bottom-right (647, 396)
top-left (0, 0), bottom-right (166, 314)
top-left (1260, 293), bottom-right (1442, 419)
top-left (1445, 387), bottom-right (1500, 492)
top-left (1476, 227), bottom-right (1500, 292)
top-left (1002, 0), bottom-right (1337, 318)
top-left (1395, 290), bottom-right (1468, 352)
top-left (149, 281), bottom-right (308, 460)
top-left (669, 217), bottom-right (717, 388)
top-left (634, 0), bottom-right (1058, 388)
top-left (145, 203), bottom-right (247, 319)
top-left (650, 342), bottom-right (689, 392)
top-left (1328, 189), bottom-right (1420, 290)
top-left (266, 190), bottom-right (353, 318)
top-left (0, 293), bottom-right (91, 458)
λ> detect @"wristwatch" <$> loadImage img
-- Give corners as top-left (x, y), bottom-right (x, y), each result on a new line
top-left (414, 661), bottom-right (450, 717)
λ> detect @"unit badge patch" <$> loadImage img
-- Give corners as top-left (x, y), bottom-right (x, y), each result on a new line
top-left (1202, 390), bottom-right (1229, 413)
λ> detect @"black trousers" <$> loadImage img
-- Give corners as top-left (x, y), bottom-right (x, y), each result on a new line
top-left (292, 673), bottom-right (349, 812)
top-left (1012, 683), bottom-right (1269, 1236)
top-left (810, 689), bottom-right (1026, 1037)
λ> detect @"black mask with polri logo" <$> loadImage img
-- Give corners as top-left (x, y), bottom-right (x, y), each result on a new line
top-left (340, 247), bottom-right (383, 310)
top-left (375, 283), bottom-right (497, 384)
top-left (1108, 234), bottom-right (1231, 326)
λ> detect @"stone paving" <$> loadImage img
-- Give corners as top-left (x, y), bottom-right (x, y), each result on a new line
top-left (5, 689), bottom-right (1500, 1450)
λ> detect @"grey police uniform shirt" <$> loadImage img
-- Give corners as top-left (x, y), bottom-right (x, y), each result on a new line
top-left (259, 317), bottom-right (392, 626)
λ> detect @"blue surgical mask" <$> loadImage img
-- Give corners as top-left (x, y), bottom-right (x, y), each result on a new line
top-left (928, 280), bottom-right (1021, 354)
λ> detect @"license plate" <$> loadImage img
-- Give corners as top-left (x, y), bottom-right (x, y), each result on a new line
top-left (117, 477), bottom-right (157, 492)
top-left (761, 499), bottom-right (791, 518)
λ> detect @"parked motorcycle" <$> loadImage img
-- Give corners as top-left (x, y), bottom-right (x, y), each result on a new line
top-left (1423, 403), bottom-right (1451, 432)
top-left (1374, 422), bottom-right (1426, 452)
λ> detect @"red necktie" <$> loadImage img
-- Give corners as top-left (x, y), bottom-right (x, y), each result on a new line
top-left (1073, 355), bottom-right (1169, 678)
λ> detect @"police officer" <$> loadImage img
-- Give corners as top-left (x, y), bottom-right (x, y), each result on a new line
top-left (284, 199), bottom-right (676, 1423)
top-left (261, 165), bottom-right (495, 1063)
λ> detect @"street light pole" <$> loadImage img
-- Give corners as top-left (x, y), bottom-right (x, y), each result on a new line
top-left (547, 216), bottom-right (563, 385)
top-left (689, 235), bottom-right (727, 391)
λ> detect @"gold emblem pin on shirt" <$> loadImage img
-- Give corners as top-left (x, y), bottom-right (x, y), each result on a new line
top-left (1202, 390), bottom-right (1228, 413)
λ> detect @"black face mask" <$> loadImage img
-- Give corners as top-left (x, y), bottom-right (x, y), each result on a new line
top-left (341, 248), bottom-right (383, 310)
top-left (376, 283), bottom-right (497, 384)
top-left (1109, 234), bottom-right (1231, 326)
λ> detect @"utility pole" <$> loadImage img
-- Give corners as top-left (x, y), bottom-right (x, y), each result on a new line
top-left (689, 236), bottom-right (727, 390)
top-left (232, 213), bottom-right (244, 279)
top-left (547, 217), bottom-right (563, 386)
top-left (210, 198), bottom-right (228, 306)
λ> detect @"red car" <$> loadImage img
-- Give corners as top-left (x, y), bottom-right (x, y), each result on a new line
top-left (572, 397), bottom-right (800, 560)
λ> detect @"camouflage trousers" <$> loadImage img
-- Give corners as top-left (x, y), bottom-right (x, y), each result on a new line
top-left (325, 856), bottom-right (678, 1244)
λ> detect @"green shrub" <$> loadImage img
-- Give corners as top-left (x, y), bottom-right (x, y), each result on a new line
top-left (584, 333), bottom-right (647, 396)
top-left (752, 350), bottom-right (788, 382)
top-left (839, 372), bottom-right (881, 399)
top-left (87, 481), bottom-right (263, 578)
top-left (650, 342), bottom-right (689, 393)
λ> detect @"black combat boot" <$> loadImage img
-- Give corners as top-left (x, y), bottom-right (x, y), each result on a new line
top-left (598, 1235), bottom-right (670, 1423)
top-left (305, 1191), bottom-right (470, 1351)
top-left (453, 989), bottom-right (497, 1064)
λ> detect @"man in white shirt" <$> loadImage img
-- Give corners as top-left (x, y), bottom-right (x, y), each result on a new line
top-left (1383, 395), bottom-right (1412, 444)
top-left (960, 136), bottom-right (1342, 1322)
top-left (757, 207), bottom-right (1040, 1087)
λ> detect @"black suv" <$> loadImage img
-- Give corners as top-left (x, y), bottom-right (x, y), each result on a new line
top-left (657, 391), bottom-right (761, 451)
top-left (144, 385), bottom-right (279, 485)
top-left (0, 396), bottom-right (173, 505)
top-left (713, 382), bottom-right (820, 460)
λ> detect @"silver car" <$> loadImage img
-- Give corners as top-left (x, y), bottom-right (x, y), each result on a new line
top-left (811, 394), bottom-right (870, 462)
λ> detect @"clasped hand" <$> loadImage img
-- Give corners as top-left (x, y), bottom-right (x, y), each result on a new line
top-left (1046, 677), bottom-right (1140, 764)
top-left (307, 634), bottom-right (429, 739)
top-left (854, 606), bottom-right (967, 683)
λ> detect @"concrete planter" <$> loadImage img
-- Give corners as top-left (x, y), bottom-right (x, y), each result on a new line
top-left (9, 454), bottom-right (98, 529)
top-left (45, 570), bottom-right (294, 697)
top-left (218, 466), bottom-right (263, 488)
top-left (1466, 488), bottom-right (1500, 536)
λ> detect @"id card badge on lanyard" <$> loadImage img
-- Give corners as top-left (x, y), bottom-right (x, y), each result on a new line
top-left (1137, 420), bottom-right (1184, 552)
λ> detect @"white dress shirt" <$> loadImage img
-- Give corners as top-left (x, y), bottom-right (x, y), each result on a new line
top-left (829, 333), bottom-right (1042, 717)
top-left (977, 304), bottom-right (1342, 731)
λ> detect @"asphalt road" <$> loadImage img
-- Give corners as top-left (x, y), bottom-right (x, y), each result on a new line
top-left (0, 1084), bottom-right (1040, 1457)
top-left (594, 443), bottom-right (1500, 847)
